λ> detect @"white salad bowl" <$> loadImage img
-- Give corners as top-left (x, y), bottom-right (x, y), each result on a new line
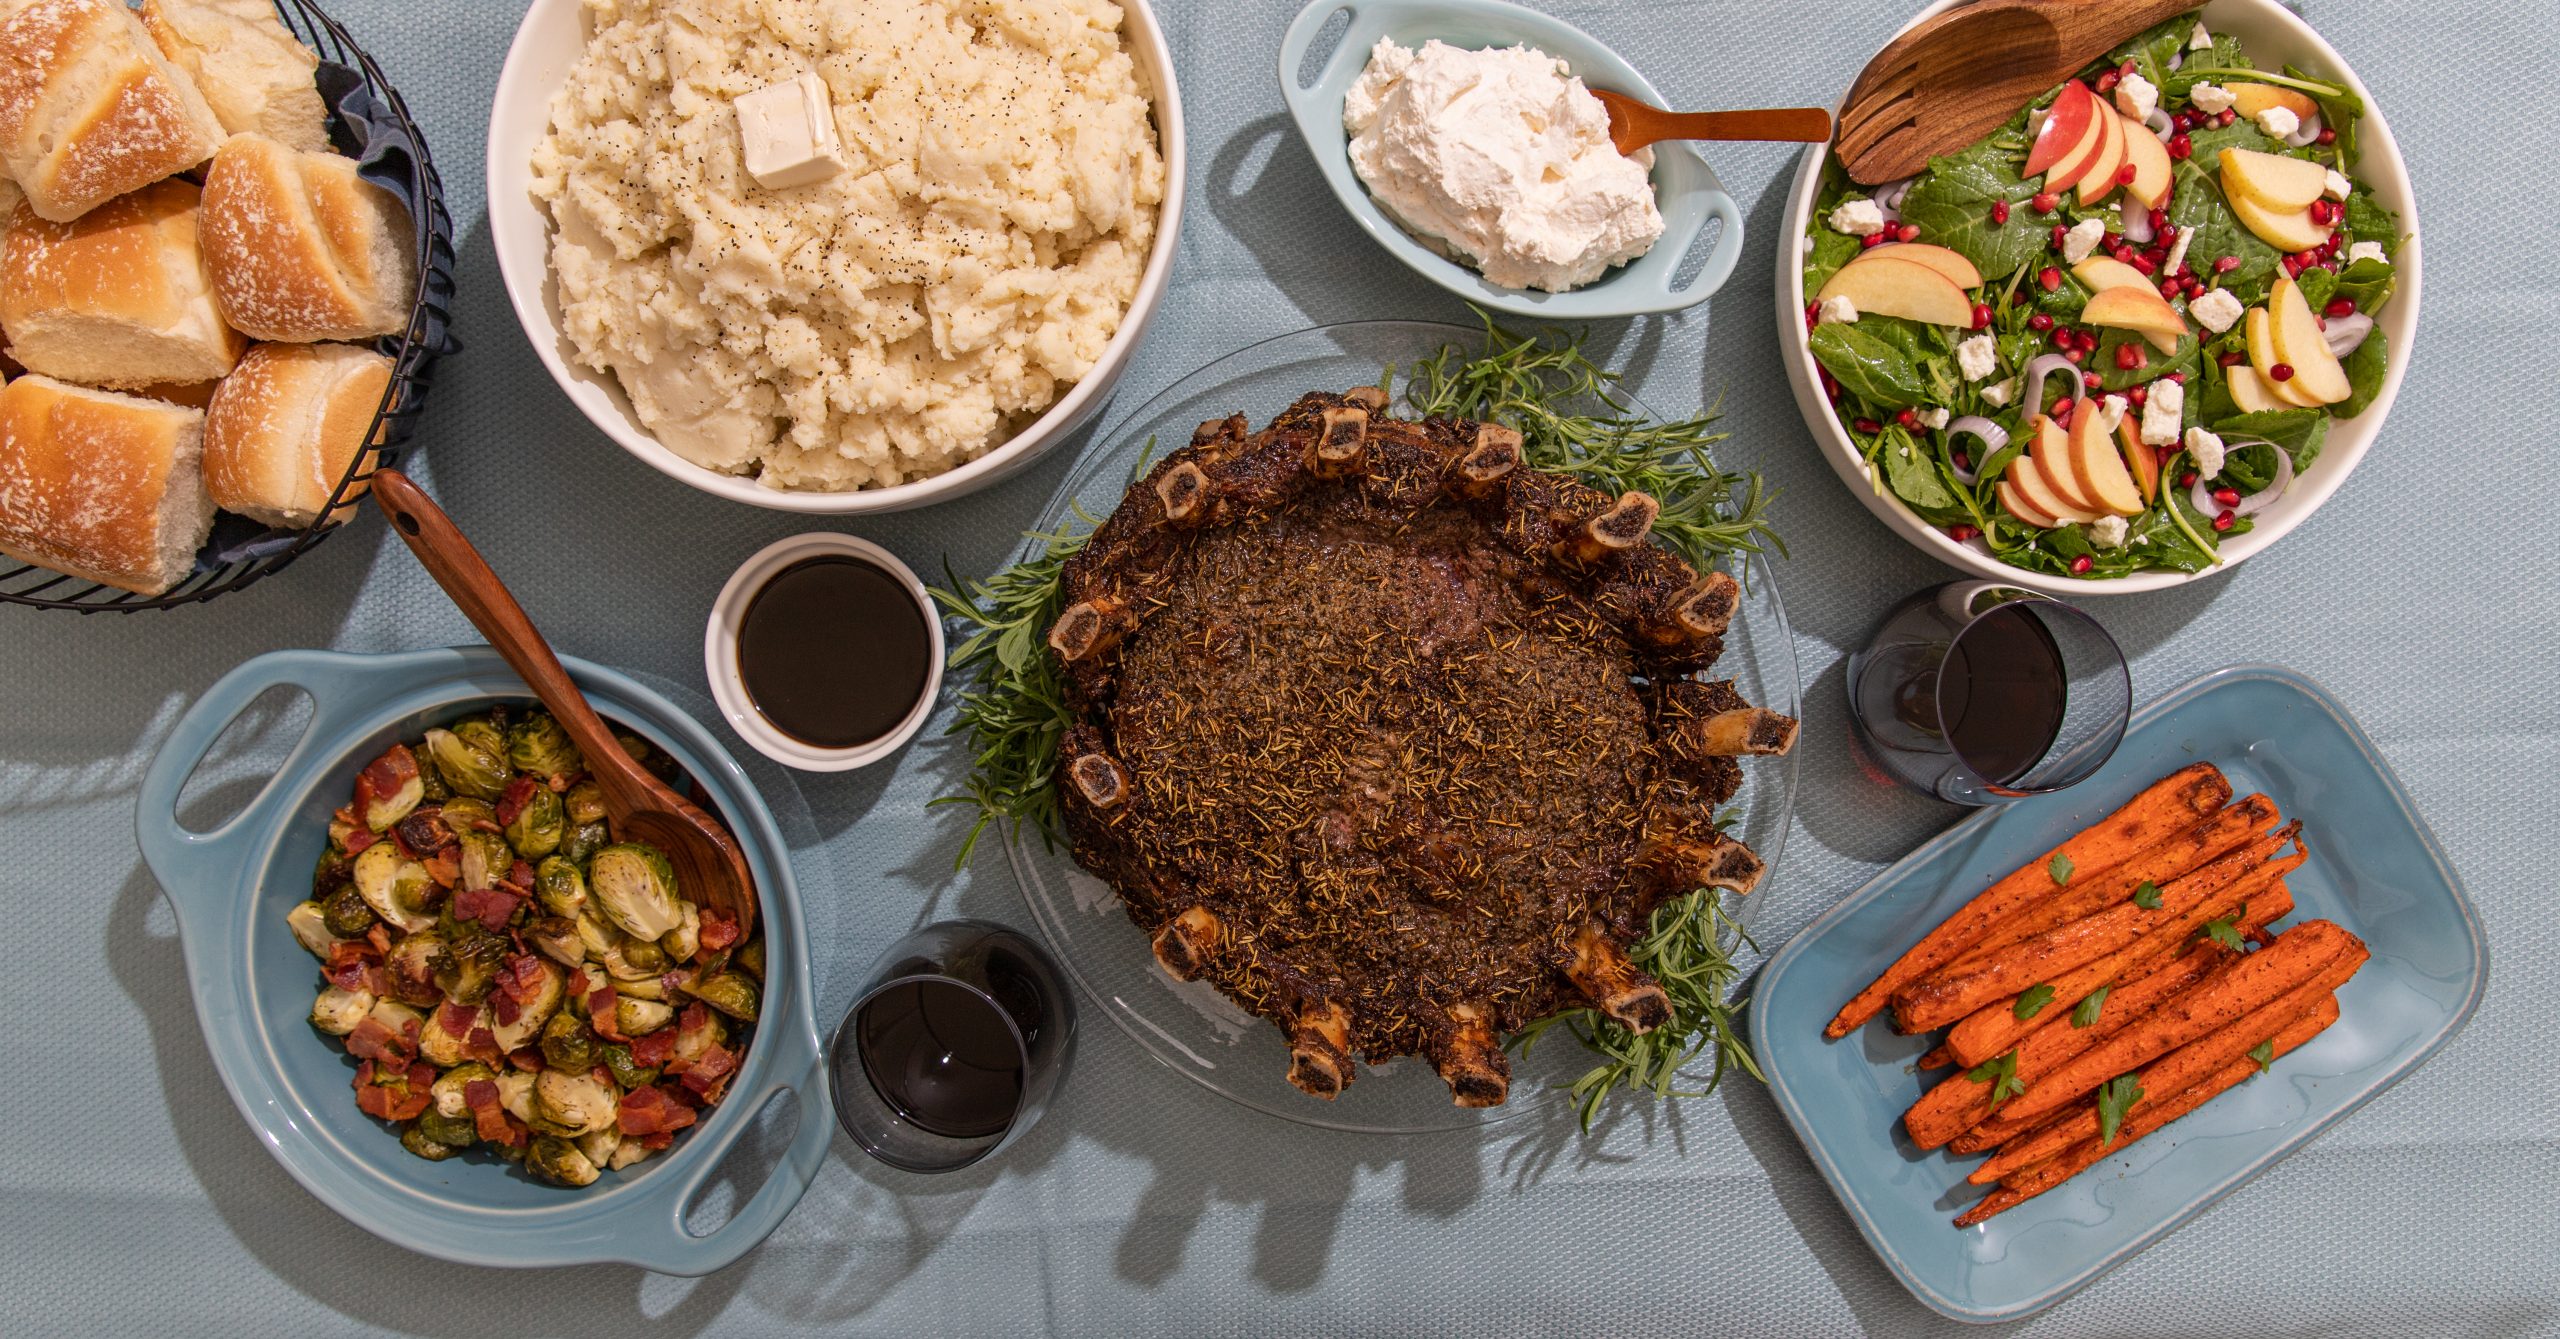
top-left (1777, 0), bottom-right (2420, 596)
top-left (487, 0), bottom-right (1185, 515)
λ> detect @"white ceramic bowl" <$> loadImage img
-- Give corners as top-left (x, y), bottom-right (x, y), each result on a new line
top-left (705, 534), bottom-right (945, 772)
top-left (487, 0), bottom-right (1186, 515)
top-left (1778, 0), bottom-right (2420, 596)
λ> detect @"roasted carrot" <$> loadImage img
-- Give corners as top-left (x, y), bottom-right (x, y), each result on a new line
top-left (1892, 826), bottom-right (2300, 1034)
top-left (1917, 1044), bottom-right (1953, 1070)
top-left (1940, 795), bottom-right (2281, 972)
top-left (1942, 862), bottom-right (2300, 1070)
top-left (1953, 995), bottom-right (2343, 1227)
top-left (1826, 763), bottom-right (2230, 1039)
top-left (1991, 919), bottom-right (2363, 1127)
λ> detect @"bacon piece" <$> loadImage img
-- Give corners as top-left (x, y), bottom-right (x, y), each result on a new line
top-left (640, 1131), bottom-right (673, 1150)
top-left (589, 986), bottom-right (625, 1042)
top-left (352, 1059), bottom-right (432, 1121)
top-left (463, 1077), bottom-right (527, 1147)
top-left (343, 827), bottom-right (379, 855)
top-left (630, 1026), bottom-right (676, 1069)
top-left (508, 1047), bottom-right (546, 1072)
top-left (346, 1016), bottom-right (414, 1066)
top-left (567, 969), bottom-right (590, 998)
top-left (452, 887), bottom-right (523, 932)
top-left (506, 860), bottom-right (536, 893)
top-left (677, 1043), bottom-right (738, 1103)
top-left (491, 990), bottom-right (522, 1027)
top-left (325, 940), bottom-right (384, 994)
top-left (422, 848), bottom-right (460, 888)
top-left (496, 777), bottom-right (537, 828)
top-left (463, 1025), bottom-right (504, 1067)
top-left (698, 909), bottom-right (740, 953)
top-left (616, 1085), bottom-right (699, 1138)
top-left (433, 1000), bottom-right (480, 1039)
top-left (495, 954), bottom-right (549, 1007)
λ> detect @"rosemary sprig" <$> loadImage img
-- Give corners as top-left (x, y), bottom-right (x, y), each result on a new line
top-left (925, 515), bottom-right (1091, 868)
top-left (1512, 885), bottom-right (1764, 1132)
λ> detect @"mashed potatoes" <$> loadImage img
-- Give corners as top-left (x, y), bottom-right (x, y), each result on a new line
top-left (531, 0), bottom-right (1165, 491)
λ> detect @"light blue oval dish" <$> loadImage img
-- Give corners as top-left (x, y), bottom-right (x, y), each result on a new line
top-left (1276, 0), bottom-right (1743, 317)
top-left (1750, 665), bottom-right (2487, 1324)
top-left (136, 647), bottom-right (833, 1275)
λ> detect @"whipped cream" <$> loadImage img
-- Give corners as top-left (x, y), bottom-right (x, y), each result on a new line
top-left (1343, 39), bottom-right (1663, 293)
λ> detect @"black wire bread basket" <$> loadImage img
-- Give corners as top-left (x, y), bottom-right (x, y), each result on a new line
top-left (0, 0), bottom-right (457, 613)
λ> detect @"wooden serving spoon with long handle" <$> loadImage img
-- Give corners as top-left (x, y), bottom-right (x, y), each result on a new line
top-left (372, 470), bottom-right (756, 942)
top-left (1836, 0), bottom-right (2198, 185)
top-left (1588, 90), bottom-right (1834, 155)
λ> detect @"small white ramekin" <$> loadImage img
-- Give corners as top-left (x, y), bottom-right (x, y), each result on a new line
top-left (705, 533), bottom-right (944, 773)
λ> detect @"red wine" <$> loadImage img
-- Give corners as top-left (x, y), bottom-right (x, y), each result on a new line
top-left (1935, 603), bottom-right (2068, 786)
top-left (737, 556), bottom-right (931, 749)
top-left (855, 979), bottom-right (1025, 1140)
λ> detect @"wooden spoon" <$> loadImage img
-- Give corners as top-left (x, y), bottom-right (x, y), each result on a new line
top-left (1835, 0), bottom-right (2197, 185)
top-left (1588, 90), bottom-right (1833, 155)
top-left (371, 470), bottom-right (757, 942)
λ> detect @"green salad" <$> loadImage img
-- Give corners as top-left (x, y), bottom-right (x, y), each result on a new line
top-left (1802, 10), bottom-right (2402, 580)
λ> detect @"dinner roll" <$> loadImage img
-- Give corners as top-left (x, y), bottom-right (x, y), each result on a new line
top-left (203, 341), bottom-right (390, 528)
top-left (0, 178), bottom-right (247, 387)
top-left (0, 373), bottom-right (213, 594)
top-left (139, 0), bottom-right (329, 153)
top-left (201, 134), bottom-right (417, 342)
top-left (0, 0), bottom-right (229, 223)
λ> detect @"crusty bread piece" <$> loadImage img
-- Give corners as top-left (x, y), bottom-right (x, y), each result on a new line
top-left (203, 340), bottom-right (388, 527)
top-left (0, 179), bottom-right (246, 387)
top-left (201, 133), bottom-right (416, 342)
top-left (139, 0), bottom-right (328, 153)
top-left (0, 372), bottom-right (212, 594)
top-left (0, 0), bottom-right (229, 223)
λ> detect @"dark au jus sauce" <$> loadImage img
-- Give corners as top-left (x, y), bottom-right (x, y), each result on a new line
top-left (737, 555), bottom-right (932, 750)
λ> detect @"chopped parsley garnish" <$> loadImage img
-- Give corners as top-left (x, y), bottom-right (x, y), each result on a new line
top-left (2096, 1073), bottom-right (2145, 1147)
top-left (2204, 916), bottom-right (2247, 951)
top-left (2247, 1039), bottom-right (2276, 1072)
top-left (2013, 984), bottom-right (2058, 1020)
top-left (1968, 1050), bottom-right (2027, 1108)
top-left (2132, 881), bottom-right (2163, 910)
top-left (2071, 986), bottom-right (2111, 1029)
top-left (2048, 854), bottom-right (2074, 885)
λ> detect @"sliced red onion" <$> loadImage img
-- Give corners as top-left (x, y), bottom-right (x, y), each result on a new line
top-left (1944, 416), bottom-right (2008, 484)
top-left (2168, 50), bottom-right (2185, 73)
top-left (2322, 312), bottom-right (2374, 358)
top-left (2145, 108), bottom-right (2176, 140)
top-left (2284, 110), bottom-right (2323, 148)
top-left (2190, 440), bottom-right (2294, 518)
top-left (1873, 176), bottom-right (1916, 224)
top-left (2018, 353), bottom-right (2076, 418)
top-left (2120, 198), bottom-right (2155, 244)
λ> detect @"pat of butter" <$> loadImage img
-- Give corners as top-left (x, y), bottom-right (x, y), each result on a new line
top-left (736, 73), bottom-right (845, 190)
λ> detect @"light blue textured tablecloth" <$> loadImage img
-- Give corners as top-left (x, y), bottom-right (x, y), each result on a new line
top-left (4, 1), bottom-right (2552, 1334)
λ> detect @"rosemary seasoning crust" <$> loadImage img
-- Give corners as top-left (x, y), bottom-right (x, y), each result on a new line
top-left (1052, 392), bottom-right (1797, 1107)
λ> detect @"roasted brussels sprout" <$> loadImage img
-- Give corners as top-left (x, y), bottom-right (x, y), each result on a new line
top-left (417, 1001), bottom-right (483, 1067)
top-left (534, 1069), bottom-right (619, 1137)
top-left (506, 713), bottom-right (585, 782)
top-left (577, 1126), bottom-right (623, 1171)
top-left (615, 995), bottom-right (675, 1037)
top-left (381, 932), bottom-right (447, 1006)
top-left (434, 928), bottom-right (507, 1005)
top-left (439, 797), bottom-right (496, 832)
top-left (602, 932), bottom-right (667, 978)
top-left (683, 971), bottom-right (761, 1024)
top-left (733, 936), bottom-right (765, 980)
top-left (672, 1007), bottom-right (729, 1068)
top-left (660, 903), bottom-right (701, 962)
top-left (418, 763), bottom-right (451, 804)
top-left (415, 1107), bottom-right (477, 1149)
top-left (573, 912), bottom-right (618, 962)
top-left (455, 829), bottom-right (513, 896)
top-left (589, 844), bottom-right (684, 941)
top-left (320, 884), bottom-right (376, 938)
top-left (563, 781), bottom-right (607, 828)
top-left (526, 1134), bottom-right (600, 1188)
top-left (394, 809), bottom-right (456, 860)
top-left (607, 1139), bottom-right (655, 1172)
top-left (559, 821), bottom-right (609, 867)
top-left (525, 916), bottom-right (585, 968)
top-left (431, 1062), bottom-right (497, 1119)
top-left (600, 1043), bottom-right (659, 1090)
top-left (312, 848), bottom-right (354, 899)
top-left (534, 856), bottom-right (587, 920)
top-left (353, 843), bottom-right (437, 934)
top-left (489, 958), bottom-right (565, 1053)
top-left (423, 725), bottom-right (510, 800)
top-left (495, 1070), bottom-right (536, 1124)
top-left (506, 786), bottom-right (565, 859)
top-left (367, 998), bottom-right (426, 1043)
top-left (401, 1123), bottom-right (459, 1162)
top-left (311, 985), bottom-right (372, 1035)
top-left (540, 1012), bottom-right (599, 1072)
top-left (285, 901), bottom-right (342, 959)
top-left (361, 745), bottom-right (426, 832)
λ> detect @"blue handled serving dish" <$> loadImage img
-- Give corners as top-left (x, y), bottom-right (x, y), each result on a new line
top-left (1277, 0), bottom-right (1745, 317)
top-left (136, 647), bottom-right (833, 1275)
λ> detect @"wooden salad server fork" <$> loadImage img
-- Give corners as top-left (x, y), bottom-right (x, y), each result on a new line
top-left (371, 470), bottom-right (757, 941)
top-left (1836, 0), bottom-right (2198, 184)
top-left (1587, 89), bottom-right (1833, 155)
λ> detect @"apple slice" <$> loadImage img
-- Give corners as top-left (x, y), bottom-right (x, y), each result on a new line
top-left (2042, 93), bottom-right (2111, 191)
top-left (2082, 285), bottom-right (2189, 355)
top-left (2116, 414), bottom-right (2161, 504)
top-left (2218, 147), bottom-right (2327, 211)
top-left (2267, 274), bottom-right (2352, 404)
top-left (2226, 364), bottom-right (2293, 414)
top-left (2068, 397), bottom-right (2146, 515)
top-left (2071, 255), bottom-right (2152, 293)
top-left (2010, 454), bottom-right (2105, 526)
top-left (2230, 192), bottom-right (2333, 252)
top-left (2026, 82), bottom-right (2099, 177)
top-left (1997, 471), bottom-right (2062, 529)
top-left (2229, 83), bottom-right (2319, 124)
top-left (2027, 413), bottom-right (2101, 513)
top-left (1856, 243), bottom-right (1983, 290)
top-left (2120, 114), bottom-right (2172, 208)
top-left (2071, 104), bottom-right (2127, 204)
top-left (1816, 255), bottom-right (1976, 326)
top-left (2244, 308), bottom-right (2324, 408)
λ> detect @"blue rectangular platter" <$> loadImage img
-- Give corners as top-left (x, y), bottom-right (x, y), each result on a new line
top-left (1749, 665), bottom-right (2487, 1323)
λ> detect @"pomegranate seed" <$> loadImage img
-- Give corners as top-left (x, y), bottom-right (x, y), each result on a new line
top-left (2096, 70), bottom-right (2121, 93)
top-left (2064, 348), bottom-right (2085, 364)
top-left (2071, 554), bottom-right (2095, 575)
top-left (2325, 297), bottom-right (2356, 318)
top-left (1948, 524), bottom-right (1978, 542)
top-left (2179, 470), bottom-right (2198, 487)
top-left (2164, 372), bottom-right (2186, 384)
top-left (2131, 253), bottom-right (2159, 276)
top-left (2307, 199), bottom-right (2335, 225)
top-left (1896, 407), bottom-right (1920, 428)
top-left (2213, 509), bottom-right (2236, 532)
top-left (2113, 344), bottom-right (2140, 370)
top-left (1971, 302), bottom-right (1995, 329)
top-left (2051, 223), bottom-right (2069, 249)
top-left (2214, 255), bottom-right (2242, 273)
top-left (2316, 127), bottom-right (2337, 146)
top-left (2155, 445), bottom-right (2175, 467)
top-left (2111, 242), bottom-right (2137, 263)
top-left (2012, 290), bottom-right (2030, 307)
top-left (2159, 279), bottom-right (2183, 299)
top-left (1805, 302), bottom-right (1820, 332)
top-left (2126, 386), bottom-right (2148, 407)
top-left (1991, 199), bottom-right (2011, 225)
top-left (2218, 351), bottom-right (2246, 367)
top-left (2282, 256), bottom-right (2303, 276)
top-left (1862, 231), bottom-right (1891, 248)
top-left (2212, 487), bottom-right (2242, 506)
top-left (2083, 372), bottom-right (2103, 392)
top-left (1854, 417), bottom-right (1882, 434)
top-left (2168, 133), bottom-right (2193, 160)
top-left (2029, 313), bottom-right (2055, 332)
top-left (2150, 209), bottom-right (2170, 232)
top-left (2174, 111), bottom-right (2197, 132)
top-left (1954, 452), bottom-right (1972, 471)
top-left (2039, 266), bottom-right (2063, 292)
top-left (2216, 109), bottom-right (2236, 127)
top-left (2117, 163), bottom-right (2139, 186)
top-left (1897, 223), bottom-right (1921, 243)
top-left (2182, 277), bottom-right (2206, 298)
top-left (2033, 192), bottom-right (2059, 213)
top-left (2269, 363), bottom-right (2295, 382)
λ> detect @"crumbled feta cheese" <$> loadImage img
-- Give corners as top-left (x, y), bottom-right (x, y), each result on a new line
top-left (2190, 287), bottom-right (2245, 334)
top-left (2347, 241), bottom-right (2388, 266)
top-left (2140, 379), bottom-right (2185, 446)
top-left (1918, 406), bottom-right (1950, 431)
top-left (2163, 225), bottom-right (2194, 276)
top-left (1818, 295), bottom-right (1860, 325)
top-left (2189, 22), bottom-right (2214, 51)
top-left (1828, 198), bottom-right (1886, 236)
top-left (2089, 514), bottom-right (2129, 549)
top-left (2114, 73), bottom-right (2159, 123)
top-left (2185, 427), bottom-right (2226, 481)
top-left (1956, 333), bottom-right (1999, 382)
top-left (2254, 106), bottom-right (2300, 139)
top-left (1982, 378), bottom-right (2014, 407)
top-left (2323, 169), bottom-right (2352, 201)
top-left (2190, 83), bottom-right (2236, 115)
top-left (1803, 232), bottom-right (1818, 258)
top-left (2097, 395), bottom-right (2129, 433)
top-left (2062, 218), bottom-right (2108, 264)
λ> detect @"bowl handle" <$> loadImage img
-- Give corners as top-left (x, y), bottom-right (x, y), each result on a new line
top-left (1276, 0), bottom-right (1363, 133)
top-left (613, 1022), bottom-right (833, 1276)
top-left (1666, 185), bottom-right (1747, 302)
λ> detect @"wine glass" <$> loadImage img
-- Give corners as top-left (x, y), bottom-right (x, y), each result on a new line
top-left (1844, 582), bottom-right (2130, 805)
top-left (826, 920), bottom-right (1075, 1173)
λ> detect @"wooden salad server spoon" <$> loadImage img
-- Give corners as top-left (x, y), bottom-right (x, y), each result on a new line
top-left (1588, 90), bottom-right (1833, 155)
top-left (1836, 0), bottom-right (2198, 185)
top-left (371, 470), bottom-right (757, 941)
